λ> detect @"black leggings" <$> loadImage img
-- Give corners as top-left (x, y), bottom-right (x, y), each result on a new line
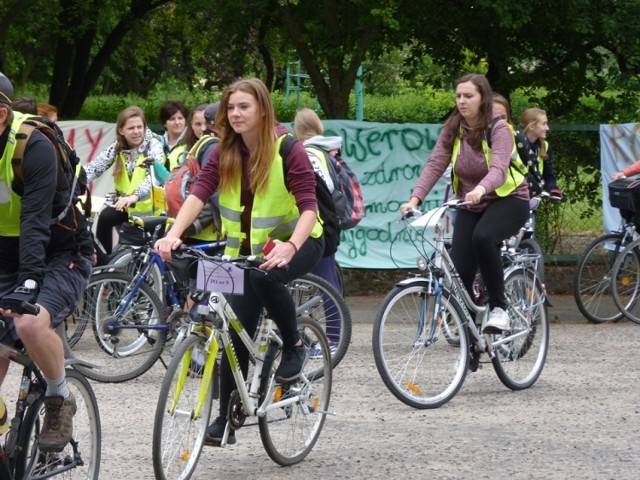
top-left (96, 207), bottom-right (128, 255)
top-left (450, 197), bottom-right (529, 310)
top-left (218, 236), bottom-right (324, 416)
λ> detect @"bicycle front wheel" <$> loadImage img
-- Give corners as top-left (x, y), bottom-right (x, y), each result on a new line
top-left (573, 233), bottom-right (630, 323)
top-left (611, 237), bottom-right (640, 324)
top-left (70, 271), bottom-right (168, 383)
top-left (289, 273), bottom-right (352, 369)
top-left (259, 317), bottom-right (331, 466)
top-left (153, 333), bottom-right (215, 480)
top-left (372, 283), bottom-right (469, 409)
top-left (15, 369), bottom-right (102, 480)
top-left (492, 268), bottom-right (549, 390)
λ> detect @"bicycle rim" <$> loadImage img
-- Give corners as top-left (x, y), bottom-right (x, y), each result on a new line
top-left (493, 268), bottom-right (549, 390)
top-left (288, 274), bottom-right (352, 369)
top-left (573, 233), bottom-right (627, 323)
top-left (153, 334), bottom-right (214, 480)
top-left (372, 284), bottom-right (469, 409)
top-left (611, 238), bottom-right (640, 324)
top-left (16, 369), bottom-right (102, 480)
top-left (72, 272), bottom-right (168, 383)
top-left (259, 317), bottom-right (331, 466)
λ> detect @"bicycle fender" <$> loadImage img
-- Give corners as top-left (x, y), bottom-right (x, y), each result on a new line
top-left (395, 277), bottom-right (434, 289)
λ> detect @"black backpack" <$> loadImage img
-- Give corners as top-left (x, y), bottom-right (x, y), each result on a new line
top-left (279, 135), bottom-right (339, 258)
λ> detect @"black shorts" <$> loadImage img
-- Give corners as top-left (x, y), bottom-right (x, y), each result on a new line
top-left (0, 252), bottom-right (92, 343)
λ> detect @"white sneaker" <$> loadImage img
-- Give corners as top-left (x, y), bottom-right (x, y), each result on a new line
top-left (483, 307), bottom-right (510, 333)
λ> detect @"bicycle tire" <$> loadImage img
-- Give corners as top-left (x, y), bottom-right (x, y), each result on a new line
top-left (611, 236), bottom-right (640, 324)
top-left (70, 271), bottom-right (168, 383)
top-left (372, 283), bottom-right (469, 409)
top-left (519, 238), bottom-right (545, 283)
top-left (289, 273), bottom-right (352, 369)
top-left (492, 268), bottom-right (549, 390)
top-left (259, 316), bottom-right (331, 466)
top-left (573, 233), bottom-right (630, 323)
top-left (15, 369), bottom-right (102, 480)
top-left (152, 333), bottom-right (215, 480)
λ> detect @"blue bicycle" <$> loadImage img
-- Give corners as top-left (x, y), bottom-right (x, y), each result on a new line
top-left (64, 215), bottom-right (226, 383)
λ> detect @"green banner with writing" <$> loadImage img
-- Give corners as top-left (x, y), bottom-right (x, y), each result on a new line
top-left (321, 120), bottom-right (447, 269)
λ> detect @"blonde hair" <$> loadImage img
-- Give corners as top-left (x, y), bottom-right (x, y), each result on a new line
top-left (519, 108), bottom-right (548, 160)
top-left (114, 106), bottom-right (147, 181)
top-left (294, 108), bottom-right (324, 142)
top-left (216, 78), bottom-right (277, 195)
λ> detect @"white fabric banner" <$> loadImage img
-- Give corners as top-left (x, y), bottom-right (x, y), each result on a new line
top-left (58, 120), bottom-right (117, 197)
top-left (599, 123), bottom-right (640, 233)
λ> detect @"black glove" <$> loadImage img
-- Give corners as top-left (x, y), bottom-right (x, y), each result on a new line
top-left (0, 283), bottom-right (40, 315)
top-left (142, 156), bottom-right (155, 167)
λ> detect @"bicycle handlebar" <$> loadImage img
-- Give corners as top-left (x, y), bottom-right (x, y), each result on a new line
top-left (0, 297), bottom-right (40, 316)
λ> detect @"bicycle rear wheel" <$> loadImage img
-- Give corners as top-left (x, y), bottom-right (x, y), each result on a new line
top-left (611, 237), bottom-right (640, 324)
top-left (519, 238), bottom-right (545, 283)
top-left (153, 333), bottom-right (215, 480)
top-left (108, 247), bottom-right (165, 301)
top-left (259, 317), bottom-right (331, 466)
top-left (288, 273), bottom-right (352, 369)
top-left (492, 268), bottom-right (549, 390)
top-left (15, 369), bottom-right (101, 480)
top-left (372, 282), bottom-right (469, 409)
top-left (69, 271), bottom-right (168, 383)
top-left (573, 233), bottom-right (630, 323)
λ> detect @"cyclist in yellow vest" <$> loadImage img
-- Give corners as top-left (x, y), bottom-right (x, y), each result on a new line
top-left (0, 72), bottom-right (93, 451)
top-left (160, 100), bottom-right (189, 171)
top-left (155, 78), bottom-right (324, 446)
top-left (518, 107), bottom-right (563, 201)
top-left (85, 106), bottom-right (166, 255)
top-left (400, 73), bottom-right (530, 334)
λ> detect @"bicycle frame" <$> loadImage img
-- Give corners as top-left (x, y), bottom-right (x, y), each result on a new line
top-left (408, 202), bottom-right (544, 358)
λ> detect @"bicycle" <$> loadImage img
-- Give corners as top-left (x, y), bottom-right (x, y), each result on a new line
top-left (372, 200), bottom-right (549, 409)
top-left (152, 250), bottom-right (332, 477)
top-left (609, 225), bottom-right (640, 325)
top-left (573, 201), bottom-right (639, 324)
top-left (65, 217), bottom-right (350, 383)
top-left (0, 330), bottom-right (101, 479)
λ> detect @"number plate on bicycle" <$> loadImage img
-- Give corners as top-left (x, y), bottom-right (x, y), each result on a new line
top-left (196, 260), bottom-right (245, 294)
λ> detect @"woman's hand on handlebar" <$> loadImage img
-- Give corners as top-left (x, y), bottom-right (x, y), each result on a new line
top-left (465, 185), bottom-right (485, 205)
top-left (400, 197), bottom-right (420, 215)
top-left (114, 194), bottom-right (139, 212)
top-left (261, 239), bottom-right (296, 271)
top-left (155, 235), bottom-right (183, 261)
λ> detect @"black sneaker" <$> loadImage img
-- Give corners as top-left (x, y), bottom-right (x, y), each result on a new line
top-left (274, 344), bottom-right (307, 383)
top-left (204, 416), bottom-right (236, 446)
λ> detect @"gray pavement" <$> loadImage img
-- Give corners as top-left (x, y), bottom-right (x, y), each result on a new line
top-left (4, 293), bottom-right (640, 479)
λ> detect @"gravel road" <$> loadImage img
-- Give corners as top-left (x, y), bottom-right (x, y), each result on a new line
top-left (4, 295), bottom-right (640, 479)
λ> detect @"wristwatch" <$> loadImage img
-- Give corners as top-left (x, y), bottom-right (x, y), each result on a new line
top-left (23, 279), bottom-right (38, 290)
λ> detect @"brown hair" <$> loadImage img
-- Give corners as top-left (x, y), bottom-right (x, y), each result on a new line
top-left (492, 93), bottom-right (513, 126)
top-left (216, 78), bottom-right (277, 195)
top-left (294, 108), bottom-right (324, 142)
top-left (519, 108), bottom-right (548, 160)
top-left (442, 73), bottom-right (494, 150)
top-left (37, 103), bottom-right (58, 121)
top-left (114, 106), bottom-right (147, 181)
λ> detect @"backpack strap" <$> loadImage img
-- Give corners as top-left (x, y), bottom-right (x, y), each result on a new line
top-left (485, 116), bottom-right (503, 150)
top-left (11, 121), bottom-right (38, 183)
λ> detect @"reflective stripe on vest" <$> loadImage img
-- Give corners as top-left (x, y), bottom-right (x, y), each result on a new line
top-left (0, 112), bottom-right (30, 236)
top-left (113, 152), bottom-right (154, 216)
top-left (451, 126), bottom-right (526, 197)
top-left (218, 135), bottom-right (322, 257)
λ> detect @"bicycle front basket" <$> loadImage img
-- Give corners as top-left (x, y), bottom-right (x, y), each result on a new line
top-left (608, 178), bottom-right (640, 212)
